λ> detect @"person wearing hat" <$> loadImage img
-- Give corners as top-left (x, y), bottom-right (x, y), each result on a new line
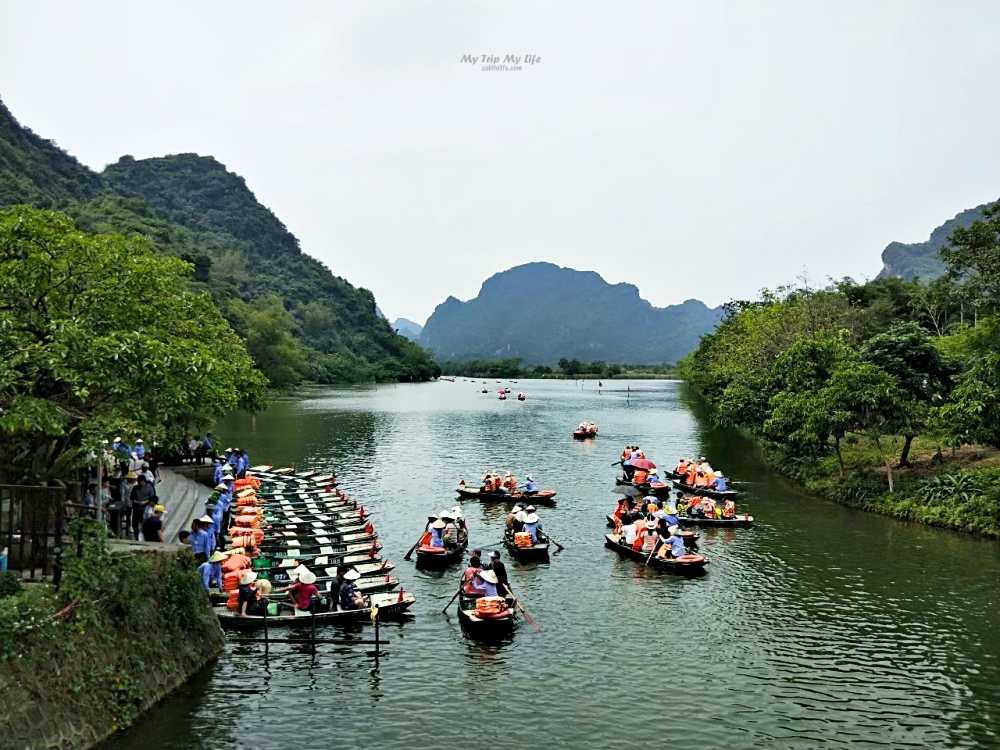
top-left (657, 526), bottom-right (688, 560)
top-left (234, 448), bottom-right (249, 479)
top-left (663, 504), bottom-right (680, 529)
top-left (519, 475), bottom-right (538, 495)
top-left (522, 512), bottom-right (541, 544)
top-left (281, 566), bottom-right (320, 613)
top-left (339, 568), bottom-right (364, 610)
top-left (709, 470), bottom-right (728, 493)
top-left (141, 504), bottom-right (165, 543)
top-left (428, 519), bottom-right (447, 549)
top-left (133, 438), bottom-right (145, 459)
top-left (485, 551), bottom-right (509, 595)
top-left (512, 510), bottom-right (527, 535)
top-left (238, 570), bottom-right (267, 617)
top-left (638, 519), bottom-right (659, 554)
top-left (506, 505), bottom-right (523, 534)
top-left (212, 458), bottom-right (225, 486)
top-left (213, 481), bottom-right (233, 538)
top-left (469, 568), bottom-right (500, 597)
top-left (207, 499), bottom-right (225, 547)
top-left (441, 510), bottom-right (461, 545)
top-left (196, 514), bottom-right (218, 555)
top-left (199, 550), bottom-right (228, 590)
top-left (189, 518), bottom-right (210, 563)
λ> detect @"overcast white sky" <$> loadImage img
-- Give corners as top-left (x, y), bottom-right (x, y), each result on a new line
top-left (2, 1), bottom-right (999, 324)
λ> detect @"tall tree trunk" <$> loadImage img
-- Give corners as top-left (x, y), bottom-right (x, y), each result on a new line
top-left (873, 436), bottom-right (894, 493)
top-left (897, 434), bottom-right (915, 469)
top-left (834, 435), bottom-right (845, 478)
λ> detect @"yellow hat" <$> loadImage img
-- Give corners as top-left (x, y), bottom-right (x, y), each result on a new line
top-left (153, 505), bottom-right (165, 513)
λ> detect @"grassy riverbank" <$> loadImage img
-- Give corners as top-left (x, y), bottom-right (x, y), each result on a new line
top-left (0, 521), bottom-right (223, 750)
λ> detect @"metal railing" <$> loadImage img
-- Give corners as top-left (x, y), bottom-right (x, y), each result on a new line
top-left (0, 484), bottom-right (73, 585)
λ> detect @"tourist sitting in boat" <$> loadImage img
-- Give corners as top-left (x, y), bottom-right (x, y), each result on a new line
top-left (506, 505), bottom-right (523, 533)
top-left (709, 471), bottom-right (728, 492)
top-left (512, 510), bottom-right (527, 534)
top-left (486, 550), bottom-right (509, 594)
top-left (638, 520), bottom-right (659, 554)
top-left (619, 513), bottom-right (638, 547)
top-left (633, 468), bottom-right (649, 484)
top-left (723, 499), bottom-right (736, 518)
top-left (663, 504), bottom-right (680, 528)
top-left (237, 570), bottom-right (267, 618)
top-left (429, 519), bottom-right (446, 548)
top-left (469, 568), bottom-right (500, 597)
top-left (700, 497), bottom-right (718, 518)
top-left (675, 458), bottom-right (688, 475)
top-left (647, 469), bottom-right (660, 485)
top-left (587, 422), bottom-right (597, 434)
top-left (519, 476), bottom-right (538, 494)
top-left (199, 550), bottom-right (227, 590)
top-left (522, 511), bottom-right (540, 543)
top-left (462, 555), bottom-right (483, 594)
top-left (442, 509), bottom-right (462, 544)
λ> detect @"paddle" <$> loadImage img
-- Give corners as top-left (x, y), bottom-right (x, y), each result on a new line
top-left (503, 584), bottom-right (542, 632)
top-left (442, 582), bottom-right (465, 613)
top-left (611, 460), bottom-right (623, 467)
top-left (402, 533), bottom-right (425, 561)
top-left (543, 533), bottom-right (565, 553)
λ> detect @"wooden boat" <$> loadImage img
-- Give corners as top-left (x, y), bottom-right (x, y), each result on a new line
top-left (517, 393), bottom-right (525, 401)
top-left (457, 593), bottom-right (516, 638)
top-left (455, 487), bottom-right (557, 505)
top-left (415, 530), bottom-right (469, 570)
top-left (603, 534), bottom-right (708, 575)
top-left (670, 480), bottom-right (738, 500)
top-left (481, 388), bottom-right (488, 393)
top-left (503, 531), bottom-right (550, 563)
top-left (254, 539), bottom-right (380, 556)
top-left (208, 572), bottom-right (399, 605)
top-left (215, 591), bottom-right (416, 630)
top-left (572, 429), bottom-right (598, 439)
top-left (604, 515), bottom-right (700, 546)
top-left (678, 513), bottom-right (754, 528)
top-left (248, 549), bottom-right (382, 571)
top-left (249, 556), bottom-right (393, 578)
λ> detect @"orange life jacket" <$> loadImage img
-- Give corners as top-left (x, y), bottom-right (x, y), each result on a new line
top-left (723, 500), bottom-right (735, 519)
top-left (634, 470), bottom-right (648, 484)
top-left (694, 472), bottom-right (709, 487)
top-left (685, 466), bottom-right (697, 485)
top-left (675, 461), bottom-right (688, 474)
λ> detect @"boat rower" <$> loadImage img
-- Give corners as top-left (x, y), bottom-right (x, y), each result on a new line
top-left (506, 505), bottom-right (524, 534)
top-left (710, 471), bottom-right (728, 492)
top-left (198, 550), bottom-right (227, 590)
top-left (469, 568), bottom-right (499, 597)
top-left (512, 511), bottom-right (527, 534)
top-left (339, 569), bottom-right (364, 610)
top-left (237, 570), bottom-right (267, 617)
top-left (486, 550), bottom-right (509, 593)
top-left (522, 511), bottom-right (540, 543)
top-left (428, 519), bottom-right (446, 548)
top-left (657, 526), bottom-right (688, 560)
top-left (519, 476), bottom-right (538, 495)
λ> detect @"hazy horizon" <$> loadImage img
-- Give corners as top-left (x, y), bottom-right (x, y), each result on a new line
top-left (2, 1), bottom-right (999, 324)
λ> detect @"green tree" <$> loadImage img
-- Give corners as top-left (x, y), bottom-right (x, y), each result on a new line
top-left (0, 206), bottom-right (267, 483)
top-left (932, 316), bottom-right (1000, 448)
top-left (858, 321), bottom-right (956, 466)
top-left (228, 295), bottom-right (308, 388)
top-left (940, 201), bottom-right (1000, 308)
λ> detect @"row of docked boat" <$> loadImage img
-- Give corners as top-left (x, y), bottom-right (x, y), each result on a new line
top-left (211, 466), bottom-right (416, 630)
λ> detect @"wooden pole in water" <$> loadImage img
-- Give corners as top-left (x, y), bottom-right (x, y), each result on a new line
top-left (374, 608), bottom-right (380, 668)
top-left (263, 603), bottom-right (269, 655)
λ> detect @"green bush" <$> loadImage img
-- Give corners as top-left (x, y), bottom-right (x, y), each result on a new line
top-left (0, 570), bottom-right (22, 599)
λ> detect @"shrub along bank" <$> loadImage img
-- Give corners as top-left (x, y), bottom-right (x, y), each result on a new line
top-left (679, 202), bottom-right (1000, 537)
top-left (0, 519), bottom-right (224, 750)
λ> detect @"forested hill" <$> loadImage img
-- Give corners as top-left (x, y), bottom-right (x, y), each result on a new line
top-left (0, 98), bottom-right (439, 385)
top-left (877, 204), bottom-right (989, 280)
top-left (419, 262), bottom-right (722, 365)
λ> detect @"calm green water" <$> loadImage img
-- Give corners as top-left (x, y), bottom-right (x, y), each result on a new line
top-left (103, 380), bottom-right (1000, 749)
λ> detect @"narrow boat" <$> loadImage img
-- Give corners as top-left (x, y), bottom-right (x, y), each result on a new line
top-left (248, 549), bottom-right (382, 571)
top-left (457, 593), bottom-right (516, 638)
top-left (208, 573), bottom-right (399, 605)
top-left (572, 429), bottom-right (597, 439)
top-left (481, 388), bottom-right (488, 393)
top-left (503, 531), bottom-right (550, 563)
top-left (678, 513), bottom-right (754, 528)
top-left (215, 591), bottom-right (416, 630)
top-left (604, 515), bottom-right (700, 546)
top-left (254, 539), bottom-right (380, 556)
top-left (517, 393), bottom-right (525, 401)
top-left (670, 480), bottom-right (738, 500)
top-left (249, 556), bottom-right (394, 576)
top-left (415, 530), bottom-right (469, 570)
top-left (603, 534), bottom-right (708, 575)
top-left (455, 487), bottom-right (557, 505)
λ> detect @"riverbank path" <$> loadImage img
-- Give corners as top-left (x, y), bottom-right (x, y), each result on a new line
top-left (158, 467), bottom-right (213, 543)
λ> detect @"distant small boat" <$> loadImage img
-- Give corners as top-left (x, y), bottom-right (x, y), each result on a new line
top-left (573, 427), bottom-right (598, 439)
top-left (517, 393), bottom-right (525, 401)
top-left (504, 531), bottom-right (550, 563)
top-left (481, 388), bottom-right (488, 393)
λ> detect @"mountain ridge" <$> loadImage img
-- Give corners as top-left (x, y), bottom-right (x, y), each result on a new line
top-left (877, 203), bottom-right (991, 280)
top-left (420, 262), bottom-right (723, 365)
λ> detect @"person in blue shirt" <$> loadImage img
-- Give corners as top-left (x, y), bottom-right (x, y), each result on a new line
top-left (522, 512), bottom-right (540, 543)
top-left (205, 502), bottom-right (224, 546)
top-left (339, 569), bottom-right (364, 610)
top-left (429, 519), bottom-right (446, 548)
top-left (710, 471), bottom-right (728, 492)
top-left (202, 432), bottom-right (213, 453)
top-left (133, 438), bottom-right (145, 459)
top-left (212, 459), bottom-right (224, 486)
top-left (647, 471), bottom-right (660, 485)
top-left (519, 476), bottom-right (538, 494)
top-left (197, 515), bottom-right (217, 555)
top-left (225, 448), bottom-right (237, 468)
top-left (199, 551), bottom-right (226, 590)
top-left (469, 568), bottom-right (499, 597)
top-left (235, 449), bottom-right (249, 478)
top-left (189, 519), bottom-right (210, 563)
top-left (663, 504), bottom-right (680, 528)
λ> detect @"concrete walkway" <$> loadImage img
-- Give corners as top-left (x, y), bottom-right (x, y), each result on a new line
top-left (157, 467), bottom-right (213, 543)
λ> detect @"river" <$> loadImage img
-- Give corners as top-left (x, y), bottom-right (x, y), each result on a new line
top-left (101, 379), bottom-right (1000, 749)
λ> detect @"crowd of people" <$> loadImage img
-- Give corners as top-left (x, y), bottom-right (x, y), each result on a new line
top-left (423, 507), bottom-right (467, 548)
top-left (673, 457), bottom-right (728, 493)
top-left (504, 503), bottom-right (542, 543)
top-left (479, 470), bottom-right (537, 495)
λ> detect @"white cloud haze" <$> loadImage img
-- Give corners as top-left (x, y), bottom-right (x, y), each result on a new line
top-left (2, 0), bottom-right (999, 323)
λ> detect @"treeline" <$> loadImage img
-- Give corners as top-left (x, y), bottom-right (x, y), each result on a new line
top-left (679, 201), bottom-right (1000, 535)
top-left (439, 357), bottom-right (676, 379)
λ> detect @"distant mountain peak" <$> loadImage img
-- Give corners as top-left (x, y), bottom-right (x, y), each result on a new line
top-left (420, 263), bottom-right (721, 365)
top-left (877, 203), bottom-right (992, 281)
top-left (392, 317), bottom-right (423, 341)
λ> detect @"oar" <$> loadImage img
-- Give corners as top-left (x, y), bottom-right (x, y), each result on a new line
top-left (442, 582), bottom-right (464, 613)
top-left (611, 460), bottom-right (623, 467)
top-left (402, 531), bottom-right (426, 561)
top-left (543, 533), bottom-right (565, 553)
top-left (503, 584), bottom-right (541, 632)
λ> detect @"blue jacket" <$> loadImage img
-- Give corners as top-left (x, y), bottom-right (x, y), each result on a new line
top-left (471, 577), bottom-right (498, 597)
top-left (429, 528), bottom-right (444, 548)
top-left (215, 490), bottom-right (232, 514)
top-left (668, 536), bottom-right (687, 557)
top-left (523, 521), bottom-right (538, 543)
top-left (190, 528), bottom-right (211, 557)
top-left (212, 463), bottom-right (224, 485)
top-left (520, 480), bottom-right (537, 493)
top-left (711, 476), bottom-right (728, 491)
top-left (199, 561), bottom-right (222, 590)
